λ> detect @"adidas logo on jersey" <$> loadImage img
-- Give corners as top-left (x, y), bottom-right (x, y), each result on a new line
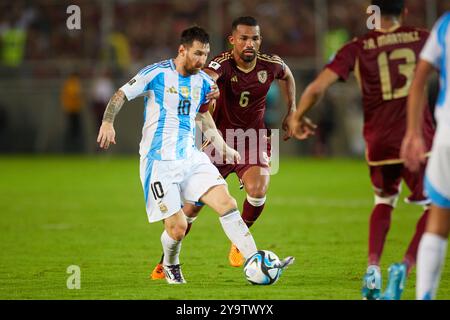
top-left (166, 86), bottom-right (178, 94)
top-left (231, 76), bottom-right (238, 83)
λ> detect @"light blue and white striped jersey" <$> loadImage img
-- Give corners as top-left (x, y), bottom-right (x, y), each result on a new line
top-left (420, 12), bottom-right (450, 127)
top-left (120, 59), bottom-right (214, 160)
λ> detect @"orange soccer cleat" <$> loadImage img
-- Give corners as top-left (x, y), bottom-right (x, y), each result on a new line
top-left (150, 263), bottom-right (165, 280)
top-left (228, 243), bottom-right (245, 267)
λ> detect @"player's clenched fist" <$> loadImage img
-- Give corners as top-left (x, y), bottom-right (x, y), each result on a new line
top-left (97, 121), bottom-right (116, 149)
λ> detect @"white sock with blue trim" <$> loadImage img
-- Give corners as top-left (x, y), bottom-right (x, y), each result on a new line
top-left (416, 232), bottom-right (448, 299)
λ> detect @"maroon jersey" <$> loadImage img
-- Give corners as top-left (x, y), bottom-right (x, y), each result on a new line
top-left (205, 51), bottom-right (286, 134)
top-left (326, 26), bottom-right (435, 164)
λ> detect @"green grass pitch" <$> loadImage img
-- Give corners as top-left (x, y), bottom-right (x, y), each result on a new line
top-left (0, 156), bottom-right (448, 300)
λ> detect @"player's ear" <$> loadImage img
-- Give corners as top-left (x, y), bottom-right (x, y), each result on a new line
top-left (228, 35), bottom-right (234, 46)
top-left (178, 44), bottom-right (186, 57)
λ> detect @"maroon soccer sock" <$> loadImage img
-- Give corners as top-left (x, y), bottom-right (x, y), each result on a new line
top-left (368, 204), bottom-right (393, 266)
top-left (242, 199), bottom-right (265, 228)
top-left (403, 209), bottom-right (430, 274)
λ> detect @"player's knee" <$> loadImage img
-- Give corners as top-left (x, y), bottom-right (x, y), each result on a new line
top-left (374, 193), bottom-right (399, 208)
top-left (245, 184), bottom-right (267, 199)
top-left (246, 194), bottom-right (266, 207)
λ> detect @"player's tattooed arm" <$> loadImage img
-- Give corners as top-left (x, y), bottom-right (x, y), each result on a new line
top-left (102, 90), bottom-right (126, 124)
top-left (97, 90), bottom-right (125, 150)
top-left (196, 111), bottom-right (241, 164)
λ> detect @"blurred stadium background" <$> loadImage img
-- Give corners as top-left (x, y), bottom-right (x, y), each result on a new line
top-left (1, 0), bottom-right (448, 156)
top-left (2, 0), bottom-right (450, 300)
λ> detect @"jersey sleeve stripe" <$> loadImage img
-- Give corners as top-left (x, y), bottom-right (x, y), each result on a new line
top-left (257, 56), bottom-right (284, 65)
top-left (141, 64), bottom-right (171, 76)
top-left (215, 55), bottom-right (232, 64)
top-left (257, 53), bottom-right (283, 62)
top-left (138, 61), bottom-right (170, 75)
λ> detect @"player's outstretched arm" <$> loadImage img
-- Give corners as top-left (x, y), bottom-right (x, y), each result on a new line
top-left (289, 68), bottom-right (339, 140)
top-left (97, 89), bottom-right (126, 150)
top-left (196, 110), bottom-right (241, 164)
top-left (401, 59), bottom-right (435, 172)
top-left (278, 64), bottom-right (297, 141)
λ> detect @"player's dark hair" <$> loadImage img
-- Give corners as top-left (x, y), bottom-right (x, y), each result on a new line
top-left (371, 0), bottom-right (404, 16)
top-left (231, 16), bottom-right (259, 31)
top-left (180, 26), bottom-right (210, 47)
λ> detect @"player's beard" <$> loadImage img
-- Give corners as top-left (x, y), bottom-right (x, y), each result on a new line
top-left (240, 49), bottom-right (256, 62)
top-left (184, 67), bottom-right (200, 75)
top-left (184, 61), bottom-right (202, 75)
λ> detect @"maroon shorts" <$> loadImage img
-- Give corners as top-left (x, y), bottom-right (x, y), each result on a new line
top-left (369, 162), bottom-right (429, 204)
top-left (202, 132), bottom-right (271, 180)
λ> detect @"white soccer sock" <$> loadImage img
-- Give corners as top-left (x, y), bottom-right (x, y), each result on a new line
top-left (219, 209), bottom-right (257, 259)
top-left (416, 232), bottom-right (448, 300)
top-left (161, 230), bottom-right (182, 266)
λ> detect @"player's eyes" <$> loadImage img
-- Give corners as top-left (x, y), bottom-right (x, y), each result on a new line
top-left (240, 37), bottom-right (259, 41)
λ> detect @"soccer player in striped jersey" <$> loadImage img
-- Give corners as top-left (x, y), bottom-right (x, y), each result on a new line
top-left (289, 0), bottom-right (435, 299)
top-left (401, 11), bottom-right (450, 300)
top-left (149, 16), bottom-right (300, 278)
top-left (97, 26), bottom-right (294, 284)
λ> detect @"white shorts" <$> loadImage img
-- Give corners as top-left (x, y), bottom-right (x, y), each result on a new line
top-left (139, 149), bottom-right (227, 223)
top-left (425, 124), bottom-right (450, 209)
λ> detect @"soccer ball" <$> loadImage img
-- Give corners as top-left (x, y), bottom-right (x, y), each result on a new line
top-left (243, 250), bottom-right (282, 285)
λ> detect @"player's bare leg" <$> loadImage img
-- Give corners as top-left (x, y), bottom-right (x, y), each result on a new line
top-left (151, 204), bottom-right (202, 280)
top-left (226, 166), bottom-right (270, 267)
top-left (417, 205), bottom-right (450, 299)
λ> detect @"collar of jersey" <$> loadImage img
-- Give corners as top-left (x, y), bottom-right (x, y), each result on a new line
top-left (375, 23), bottom-right (401, 33)
top-left (169, 59), bottom-right (176, 70)
top-left (169, 58), bottom-right (192, 78)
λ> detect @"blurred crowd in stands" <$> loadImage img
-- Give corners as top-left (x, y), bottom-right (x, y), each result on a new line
top-left (0, 0), bottom-right (447, 155)
top-left (1, 0), bottom-right (449, 78)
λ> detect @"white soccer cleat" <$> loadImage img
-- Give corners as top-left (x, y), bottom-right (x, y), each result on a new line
top-left (162, 264), bottom-right (186, 284)
top-left (277, 256), bottom-right (295, 270)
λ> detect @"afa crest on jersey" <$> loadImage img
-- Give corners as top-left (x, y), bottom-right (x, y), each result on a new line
top-left (257, 70), bottom-right (268, 84)
top-left (180, 86), bottom-right (190, 98)
top-left (158, 202), bottom-right (168, 213)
